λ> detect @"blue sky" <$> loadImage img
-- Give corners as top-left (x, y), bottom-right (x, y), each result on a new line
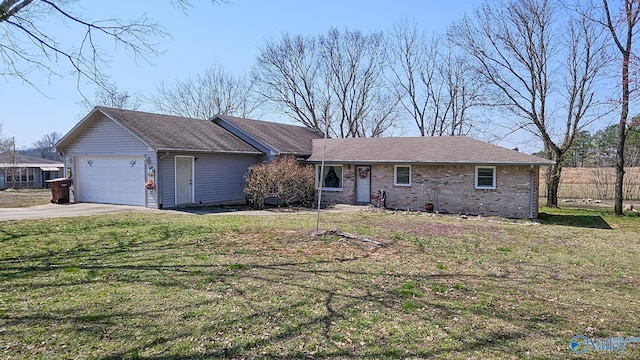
top-left (15, 0), bottom-right (621, 156)
top-left (1, 1), bottom-right (482, 149)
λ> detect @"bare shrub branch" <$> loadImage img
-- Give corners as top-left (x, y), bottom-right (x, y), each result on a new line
top-left (244, 157), bottom-right (315, 209)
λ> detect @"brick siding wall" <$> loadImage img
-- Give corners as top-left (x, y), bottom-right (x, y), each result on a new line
top-left (318, 164), bottom-right (538, 218)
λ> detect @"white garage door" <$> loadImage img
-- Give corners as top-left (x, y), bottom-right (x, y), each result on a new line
top-left (75, 156), bottom-right (145, 206)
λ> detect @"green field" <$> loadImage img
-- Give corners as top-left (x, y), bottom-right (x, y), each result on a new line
top-left (1, 208), bottom-right (639, 359)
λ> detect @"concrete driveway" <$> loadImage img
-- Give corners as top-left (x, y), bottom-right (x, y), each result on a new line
top-left (0, 203), bottom-right (157, 221)
top-left (0, 203), bottom-right (366, 221)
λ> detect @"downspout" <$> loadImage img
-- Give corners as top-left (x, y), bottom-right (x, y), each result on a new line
top-left (529, 164), bottom-right (535, 219)
top-left (157, 151), bottom-right (170, 209)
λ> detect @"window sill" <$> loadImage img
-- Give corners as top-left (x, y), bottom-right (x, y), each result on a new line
top-left (321, 188), bottom-right (343, 192)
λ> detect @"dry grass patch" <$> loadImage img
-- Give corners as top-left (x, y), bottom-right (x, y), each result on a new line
top-left (540, 167), bottom-right (640, 200)
top-left (0, 188), bottom-right (52, 207)
top-left (0, 209), bottom-right (639, 359)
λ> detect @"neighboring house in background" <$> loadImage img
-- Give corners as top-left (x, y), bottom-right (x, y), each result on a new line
top-left (55, 107), bottom-right (323, 208)
top-left (306, 137), bottom-right (554, 218)
top-left (0, 151), bottom-right (63, 189)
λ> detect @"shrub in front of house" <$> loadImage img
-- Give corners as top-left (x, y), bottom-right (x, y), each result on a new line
top-left (244, 156), bottom-right (314, 209)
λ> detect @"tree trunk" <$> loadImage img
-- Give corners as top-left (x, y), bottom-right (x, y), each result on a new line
top-left (614, 47), bottom-right (629, 215)
top-left (614, 45), bottom-right (630, 215)
top-left (611, 1), bottom-right (635, 215)
top-left (545, 162), bottom-right (562, 208)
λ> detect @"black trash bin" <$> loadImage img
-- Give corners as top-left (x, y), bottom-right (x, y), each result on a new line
top-left (46, 178), bottom-right (72, 204)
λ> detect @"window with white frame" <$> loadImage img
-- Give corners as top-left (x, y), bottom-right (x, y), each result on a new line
top-left (5, 168), bottom-right (34, 184)
top-left (475, 166), bottom-right (496, 189)
top-left (394, 165), bottom-right (411, 186)
top-left (318, 165), bottom-right (343, 190)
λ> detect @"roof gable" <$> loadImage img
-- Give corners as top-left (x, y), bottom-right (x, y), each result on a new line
top-left (307, 137), bottom-right (554, 165)
top-left (213, 115), bottom-right (324, 157)
top-left (57, 107), bottom-right (262, 154)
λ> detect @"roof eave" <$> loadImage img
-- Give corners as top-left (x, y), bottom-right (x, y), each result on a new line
top-left (278, 151), bottom-right (311, 157)
top-left (155, 148), bottom-right (263, 155)
top-left (56, 107), bottom-right (157, 153)
top-left (212, 115), bottom-right (276, 154)
top-left (0, 163), bottom-right (64, 167)
top-left (306, 159), bottom-right (555, 166)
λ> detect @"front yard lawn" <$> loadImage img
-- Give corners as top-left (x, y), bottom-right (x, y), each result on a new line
top-left (1, 208), bottom-right (638, 359)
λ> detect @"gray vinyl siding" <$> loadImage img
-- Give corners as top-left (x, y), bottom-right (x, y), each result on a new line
top-left (64, 114), bottom-right (150, 155)
top-left (159, 154), bottom-right (176, 208)
top-left (194, 153), bottom-right (260, 205)
top-left (157, 153), bottom-right (259, 208)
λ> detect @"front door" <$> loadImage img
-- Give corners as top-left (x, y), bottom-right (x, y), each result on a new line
top-left (175, 156), bottom-right (193, 205)
top-left (356, 166), bottom-right (371, 203)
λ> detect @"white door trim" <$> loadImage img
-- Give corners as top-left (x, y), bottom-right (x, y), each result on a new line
top-left (355, 165), bottom-right (371, 203)
top-left (175, 156), bottom-right (194, 206)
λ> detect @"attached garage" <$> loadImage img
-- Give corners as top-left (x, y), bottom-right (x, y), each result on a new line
top-left (57, 108), bottom-right (321, 209)
top-left (74, 155), bottom-right (145, 206)
top-left (56, 107), bottom-right (269, 209)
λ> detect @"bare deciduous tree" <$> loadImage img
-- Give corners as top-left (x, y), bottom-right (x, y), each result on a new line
top-left (0, 123), bottom-right (12, 152)
top-left (0, 0), bottom-right (220, 93)
top-left (387, 21), bottom-right (482, 137)
top-left (150, 65), bottom-right (260, 119)
top-left (433, 42), bottom-right (484, 136)
top-left (598, 0), bottom-right (640, 214)
top-left (386, 21), bottom-right (433, 136)
top-left (32, 131), bottom-right (62, 160)
top-left (253, 28), bottom-right (400, 138)
top-left (81, 85), bottom-right (143, 112)
top-left (449, 0), bottom-right (609, 207)
top-left (320, 28), bottom-right (399, 137)
top-left (253, 32), bottom-right (331, 131)
top-left (0, 134), bottom-right (20, 189)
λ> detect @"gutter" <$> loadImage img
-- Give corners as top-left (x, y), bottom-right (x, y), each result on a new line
top-left (305, 160), bottom-right (555, 166)
top-left (156, 148), bottom-right (263, 155)
top-left (529, 164), bottom-right (535, 219)
top-left (157, 151), bottom-right (170, 209)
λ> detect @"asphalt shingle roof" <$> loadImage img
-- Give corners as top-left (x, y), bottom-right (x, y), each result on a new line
top-left (215, 115), bottom-right (325, 156)
top-left (307, 137), bottom-right (554, 165)
top-left (94, 107), bottom-right (262, 154)
top-left (0, 152), bottom-right (63, 166)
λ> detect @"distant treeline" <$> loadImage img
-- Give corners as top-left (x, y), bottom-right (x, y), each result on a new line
top-left (534, 124), bottom-right (640, 168)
